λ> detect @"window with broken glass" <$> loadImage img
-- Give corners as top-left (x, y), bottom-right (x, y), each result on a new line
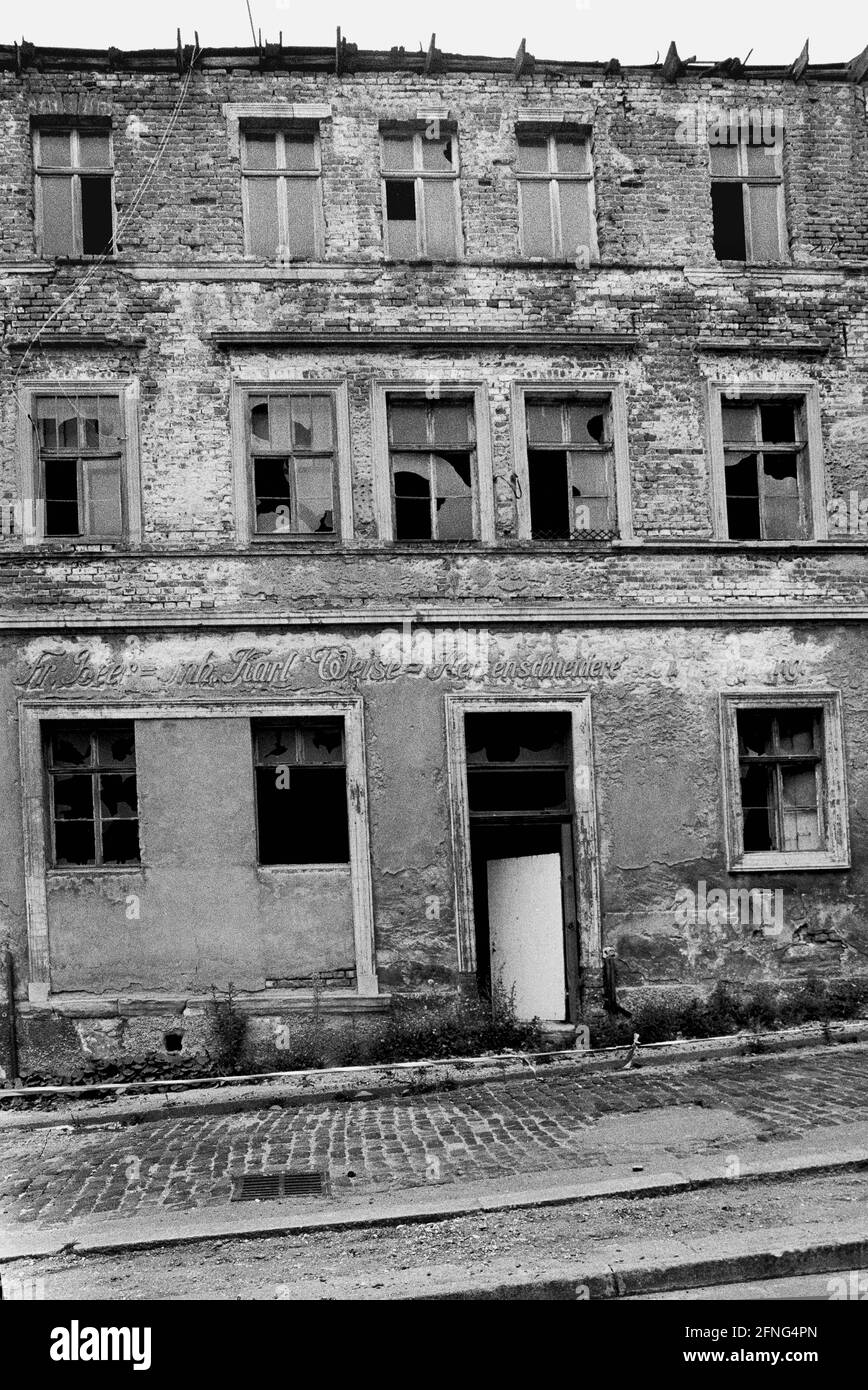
top-left (247, 391), bottom-right (338, 537)
top-left (465, 712), bottom-right (573, 819)
top-left (387, 396), bottom-right (477, 541)
top-left (722, 399), bottom-right (810, 540)
top-left (736, 708), bottom-right (825, 854)
top-left (525, 396), bottom-right (616, 540)
top-left (253, 719), bottom-right (349, 864)
top-left (241, 128), bottom-right (323, 260)
top-left (34, 127), bottom-right (115, 258)
top-left (516, 132), bottom-right (596, 262)
top-left (35, 393), bottom-right (126, 540)
top-left (709, 120), bottom-right (785, 262)
top-left (381, 128), bottom-right (460, 260)
top-left (46, 724), bottom-right (139, 867)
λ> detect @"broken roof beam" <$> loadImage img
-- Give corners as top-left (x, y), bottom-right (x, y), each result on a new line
top-left (789, 39), bottom-right (809, 81)
top-left (847, 41), bottom-right (868, 83)
top-left (514, 37), bottom-right (534, 79)
top-left (661, 41), bottom-right (695, 83)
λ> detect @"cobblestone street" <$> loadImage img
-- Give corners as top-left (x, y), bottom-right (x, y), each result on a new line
top-left (2, 1045), bottom-right (867, 1237)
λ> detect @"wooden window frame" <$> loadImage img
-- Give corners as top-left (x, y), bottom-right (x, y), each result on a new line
top-left (33, 126), bottom-right (116, 261)
top-left (17, 381), bottom-right (142, 547)
top-left (719, 690), bottom-right (850, 872)
top-left (44, 722), bottom-right (140, 869)
top-left (371, 381), bottom-right (495, 543)
top-left (708, 128), bottom-right (787, 264)
top-left (240, 125), bottom-right (325, 262)
top-left (380, 126), bottom-right (463, 262)
top-left (230, 379), bottom-right (354, 546)
top-left (510, 380), bottom-right (632, 542)
top-left (515, 129), bottom-right (599, 263)
top-left (705, 381), bottom-right (827, 542)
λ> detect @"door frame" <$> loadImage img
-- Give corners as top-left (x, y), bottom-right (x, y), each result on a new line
top-left (444, 694), bottom-right (603, 993)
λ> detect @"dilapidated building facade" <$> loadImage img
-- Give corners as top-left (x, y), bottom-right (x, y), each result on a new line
top-left (1, 34), bottom-right (867, 1075)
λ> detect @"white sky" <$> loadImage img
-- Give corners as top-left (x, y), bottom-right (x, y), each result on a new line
top-left (3, 0), bottom-right (865, 68)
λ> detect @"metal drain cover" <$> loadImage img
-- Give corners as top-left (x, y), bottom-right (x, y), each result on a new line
top-left (233, 1171), bottom-right (329, 1202)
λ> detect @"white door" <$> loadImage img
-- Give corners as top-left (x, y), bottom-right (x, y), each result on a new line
top-left (487, 852), bottom-right (566, 1021)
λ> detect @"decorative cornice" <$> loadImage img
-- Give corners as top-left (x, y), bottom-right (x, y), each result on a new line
top-left (211, 329), bottom-right (640, 350)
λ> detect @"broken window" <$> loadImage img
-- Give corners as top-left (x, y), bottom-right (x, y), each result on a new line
top-left (516, 132), bottom-right (596, 262)
top-left (34, 128), bottom-right (114, 258)
top-left (466, 712), bottom-right (572, 817)
top-left (247, 391), bottom-right (337, 537)
top-left (253, 719), bottom-right (349, 864)
top-left (241, 128), bottom-right (323, 260)
top-left (46, 723), bottom-right (139, 866)
top-left (387, 396), bottom-right (476, 540)
top-left (736, 708), bottom-right (824, 853)
top-left (35, 393), bottom-right (125, 539)
top-left (722, 398), bottom-right (809, 540)
top-left (525, 395), bottom-right (616, 540)
top-left (381, 128), bottom-right (460, 259)
top-left (709, 117), bottom-right (785, 262)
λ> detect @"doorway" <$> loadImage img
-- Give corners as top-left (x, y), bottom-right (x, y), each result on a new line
top-left (465, 711), bottom-right (579, 1022)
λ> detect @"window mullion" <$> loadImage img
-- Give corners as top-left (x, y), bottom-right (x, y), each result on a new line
top-left (428, 453), bottom-right (438, 539)
top-left (550, 178), bottom-right (562, 259)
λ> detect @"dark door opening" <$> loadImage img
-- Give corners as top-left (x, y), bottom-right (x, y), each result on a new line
top-left (465, 711), bottom-right (579, 1022)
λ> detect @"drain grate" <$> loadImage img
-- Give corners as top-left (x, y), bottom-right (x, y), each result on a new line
top-left (233, 1171), bottom-right (329, 1202)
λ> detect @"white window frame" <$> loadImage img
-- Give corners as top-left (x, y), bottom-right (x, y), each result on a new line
top-left (20, 697), bottom-right (378, 1003)
top-left (240, 125), bottom-right (325, 262)
top-left (705, 381), bottom-right (827, 541)
top-left (32, 126), bottom-right (116, 260)
top-left (17, 380), bottom-right (142, 547)
top-left (719, 689), bottom-right (850, 872)
top-left (510, 380), bottom-right (632, 541)
top-left (380, 126), bottom-right (463, 261)
top-left (515, 128), bottom-right (599, 263)
top-left (371, 381), bottom-right (495, 543)
top-left (708, 127), bottom-right (787, 264)
top-left (230, 379), bottom-right (354, 546)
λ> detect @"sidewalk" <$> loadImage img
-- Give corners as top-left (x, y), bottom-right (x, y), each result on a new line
top-left (2, 1042), bottom-right (867, 1262)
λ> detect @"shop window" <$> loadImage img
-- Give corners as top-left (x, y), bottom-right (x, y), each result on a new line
top-left (387, 395), bottom-right (477, 541)
top-left (709, 118), bottom-right (786, 262)
top-left (720, 693), bottom-right (849, 871)
top-left (245, 390), bottom-right (338, 537)
top-left (381, 127), bottom-right (461, 260)
top-left (516, 130), bottom-right (597, 263)
top-left (707, 385), bottom-right (825, 541)
top-left (33, 127), bottom-right (115, 258)
top-left (253, 719), bottom-right (349, 864)
top-left (45, 723), bottom-right (140, 867)
top-left (241, 127), bottom-right (323, 260)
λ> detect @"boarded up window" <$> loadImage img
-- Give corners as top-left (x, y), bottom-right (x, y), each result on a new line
top-left (253, 719), bottom-right (349, 864)
top-left (242, 129), bottom-right (322, 260)
top-left (382, 128), bottom-right (459, 259)
top-left (34, 128), bottom-right (114, 258)
top-left (387, 395), bottom-right (476, 540)
top-left (525, 395), bottom-right (616, 540)
top-left (737, 708), bottom-right (824, 853)
top-left (709, 115), bottom-right (785, 262)
top-left (36, 392), bottom-right (125, 539)
top-left (516, 132), bottom-right (596, 262)
top-left (722, 398), bottom-right (808, 539)
top-left (46, 723), bottom-right (140, 866)
top-left (247, 391), bottom-right (337, 537)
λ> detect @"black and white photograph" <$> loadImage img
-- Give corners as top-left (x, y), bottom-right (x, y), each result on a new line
top-left (0, 0), bottom-right (867, 1351)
